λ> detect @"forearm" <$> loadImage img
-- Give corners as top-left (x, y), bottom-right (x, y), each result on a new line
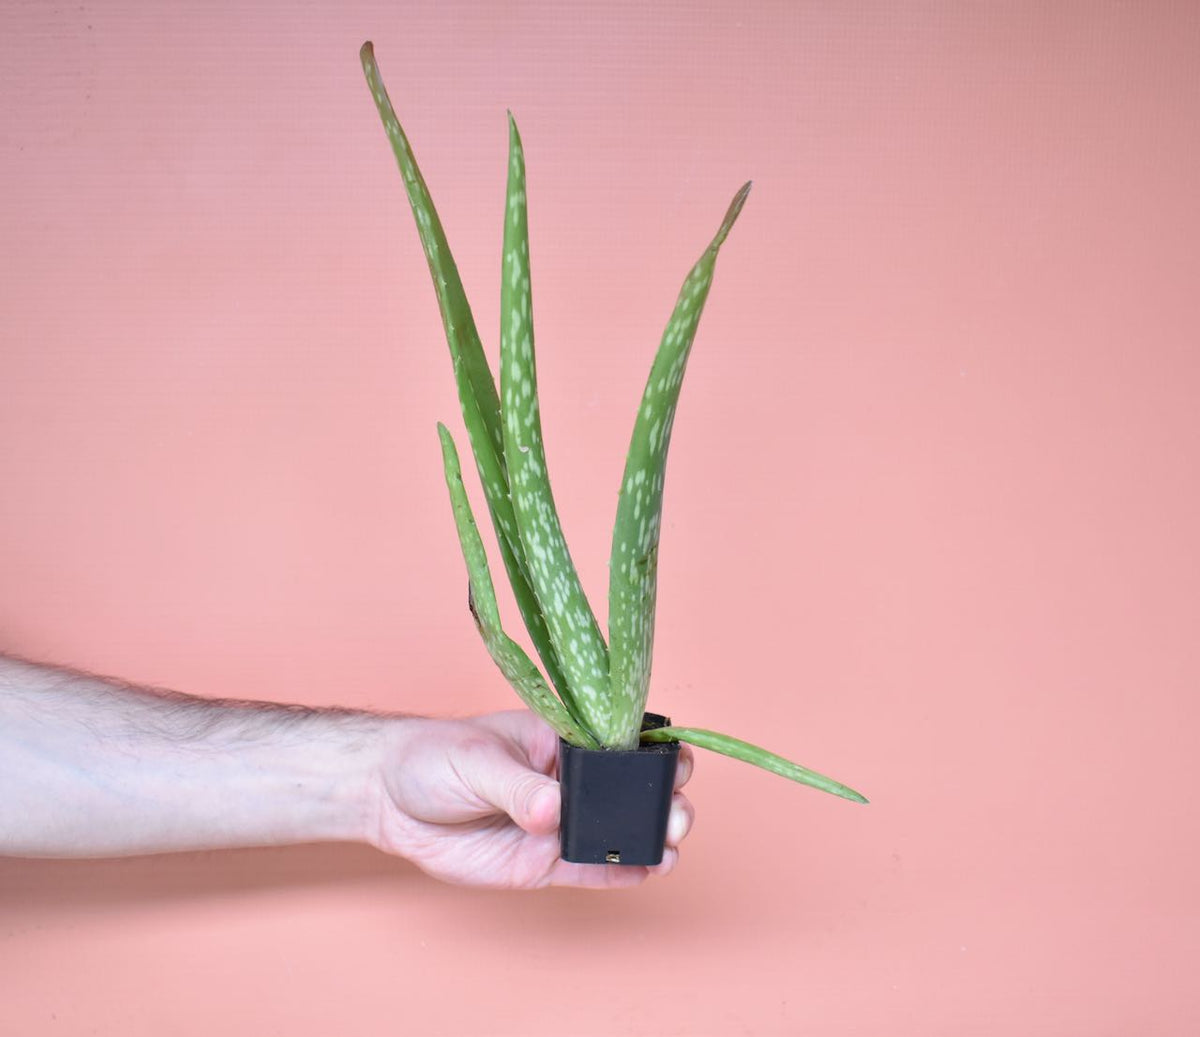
top-left (0, 653), bottom-right (387, 858)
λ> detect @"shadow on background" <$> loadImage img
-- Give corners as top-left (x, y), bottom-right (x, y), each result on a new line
top-left (0, 842), bottom-right (414, 911)
top-left (0, 842), bottom-right (755, 940)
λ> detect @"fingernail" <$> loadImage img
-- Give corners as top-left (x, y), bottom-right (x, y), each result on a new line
top-left (677, 755), bottom-right (693, 786)
top-left (667, 805), bottom-right (690, 845)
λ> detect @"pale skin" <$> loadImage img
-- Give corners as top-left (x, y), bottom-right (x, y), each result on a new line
top-left (0, 653), bottom-right (694, 889)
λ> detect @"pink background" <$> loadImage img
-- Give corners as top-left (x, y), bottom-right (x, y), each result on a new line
top-left (2, 2), bottom-right (1199, 1034)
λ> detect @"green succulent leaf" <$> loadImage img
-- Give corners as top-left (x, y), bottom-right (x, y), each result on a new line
top-left (360, 42), bottom-right (584, 727)
top-left (499, 114), bottom-right (612, 738)
top-left (606, 183), bottom-right (752, 748)
top-left (641, 726), bottom-right (868, 803)
top-left (365, 44), bottom-right (861, 805)
top-left (437, 423), bottom-right (599, 748)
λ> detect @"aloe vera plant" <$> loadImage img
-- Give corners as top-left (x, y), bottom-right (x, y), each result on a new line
top-left (361, 42), bottom-right (866, 805)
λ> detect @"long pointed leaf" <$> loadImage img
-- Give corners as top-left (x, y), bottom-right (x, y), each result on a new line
top-left (606, 184), bottom-right (752, 747)
top-left (437, 423), bottom-right (599, 747)
top-left (499, 114), bottom-right (611, 735)
top-left (641, 726), bottom-right (867, 803)
top-left (361, 44), bottom-right (501, 456)
top-left (361, 42), bottom-right (583, 725)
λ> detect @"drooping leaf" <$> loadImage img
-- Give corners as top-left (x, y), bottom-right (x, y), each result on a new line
top-left (437, 424), bottom-right (599, 747)
top-left (498, 114), bottom-right (612, 738)
top-left (641, 726), bottom-right (867, 803)
top-left (606, 184), bottom-right (752, 747)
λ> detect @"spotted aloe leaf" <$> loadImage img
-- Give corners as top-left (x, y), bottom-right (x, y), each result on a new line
top-left (605, 183), bottom-right (752, 748)
top-left (360, 42), bottom-right (585, 728)
top-left (364, 44), bottom-right (864, 806)
top-left (499, 115), bottom-right (611, 738)
top-left (437, 424), bottom-right (599, 747)
top-left (641, 727), bottom-right (867, 803)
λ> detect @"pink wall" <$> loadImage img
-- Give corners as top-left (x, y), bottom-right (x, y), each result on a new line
top-left (3, 2), bottom-right (1199, 1033)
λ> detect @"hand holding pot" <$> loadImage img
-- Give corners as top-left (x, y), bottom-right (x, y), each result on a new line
top-left (372, 709), bottom-right (694, 889)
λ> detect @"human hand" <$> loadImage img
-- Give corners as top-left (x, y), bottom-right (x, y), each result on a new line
top-left (369, 709), bottom-right (695, 889)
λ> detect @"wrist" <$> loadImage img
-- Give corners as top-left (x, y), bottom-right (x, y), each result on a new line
top-left (265, 708), bottom-right (390, 849)
top-left (362, 712), bottom-right (460, 874)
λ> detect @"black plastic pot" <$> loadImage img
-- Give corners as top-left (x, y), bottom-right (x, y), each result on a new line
top-left (558, 712), bottom-right (680, 866)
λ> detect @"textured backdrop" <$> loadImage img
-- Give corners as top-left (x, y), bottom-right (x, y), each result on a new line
top-left (2, 2), bottom-right (1198, 1034)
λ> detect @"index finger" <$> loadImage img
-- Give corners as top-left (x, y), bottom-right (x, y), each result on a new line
top-left (472, 709), bottom-right (560, 774)
top-left (674, 744), bottom-right (694, 790)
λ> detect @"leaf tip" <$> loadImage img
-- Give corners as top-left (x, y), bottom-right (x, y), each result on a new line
top-left (359, 41), bottom-right (378, 77)
top-left (506, 110), bottom-right (523, 152)
top-left (709, 181), bottom-right (752, 250)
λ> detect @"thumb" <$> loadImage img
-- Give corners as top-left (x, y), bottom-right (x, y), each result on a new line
top-left (470, 749), bottom-right (561, 836)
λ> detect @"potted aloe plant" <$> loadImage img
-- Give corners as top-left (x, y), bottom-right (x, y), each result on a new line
top-left (360, 42), bottom-right (867, 865)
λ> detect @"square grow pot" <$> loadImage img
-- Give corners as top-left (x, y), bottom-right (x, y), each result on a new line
top-left (558, 712), bottom-right (680, 866)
